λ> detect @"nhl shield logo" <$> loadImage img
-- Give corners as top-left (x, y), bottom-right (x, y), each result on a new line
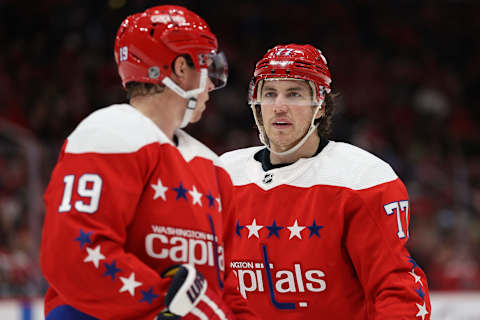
top-left (262, 173), bottom-right (273, 184)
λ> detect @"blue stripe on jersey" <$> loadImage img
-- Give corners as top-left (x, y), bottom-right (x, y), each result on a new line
top-left (46, 305), bottom-right (98, 320)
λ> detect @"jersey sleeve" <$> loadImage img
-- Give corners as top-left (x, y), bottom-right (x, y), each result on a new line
top-left (344, 171), bottom-right (431, 319)
top-left (215, 165), bottom-right (259, 320)
top-left (41, 136), bottom-right (169, 320)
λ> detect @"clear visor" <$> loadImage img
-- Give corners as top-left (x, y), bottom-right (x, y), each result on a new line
top-left (250, 78), bottom-right (319, 107)
top-left (201, 51), bottom-right (228, 90)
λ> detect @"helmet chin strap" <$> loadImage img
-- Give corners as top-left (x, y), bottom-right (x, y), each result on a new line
top-left (252, 103), bottom-right (323, 157)
top-left (162, 68), bottom-right (208, 128)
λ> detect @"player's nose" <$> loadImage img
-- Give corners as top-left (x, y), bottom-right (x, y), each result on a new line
top-left (206, 77), bottom-right (215, 92)
top-left (272, 97), bottom-right (289, 112)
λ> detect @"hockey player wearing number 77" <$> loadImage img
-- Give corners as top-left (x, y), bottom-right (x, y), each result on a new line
top-left (220, 44), bottom-right (431, 319)
top-left (40, 5), bottom-right (258, 320)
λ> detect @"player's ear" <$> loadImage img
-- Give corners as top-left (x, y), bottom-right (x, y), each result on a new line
top-left (172, 56), bottom-right (188, 81)
top-left (313, 99), bottom-right (326, 119)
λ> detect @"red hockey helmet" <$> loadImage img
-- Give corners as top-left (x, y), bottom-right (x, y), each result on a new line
top-left (114, 5), bottom-right (227, 89)
top-left (248, 44), bottom-right (332, 105)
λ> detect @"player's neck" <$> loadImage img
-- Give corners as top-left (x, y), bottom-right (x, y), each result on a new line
top-left (130, 91), bottom-right (185, 141)
top-left (269, 133), bottom-right (320, 165)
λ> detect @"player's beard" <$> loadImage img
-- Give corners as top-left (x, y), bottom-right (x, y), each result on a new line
top-left (267, 120), bottom-right (310, 152)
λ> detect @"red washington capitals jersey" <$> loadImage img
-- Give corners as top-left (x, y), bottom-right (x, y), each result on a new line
top-left (41, 104), bottom-right (255, 320)
top-left (220, 142), bottom-right (431, 320)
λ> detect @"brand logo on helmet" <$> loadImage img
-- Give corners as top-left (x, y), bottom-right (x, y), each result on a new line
top-left (151, 14), bottom-right (187, 25)
top-left (269, 60), bottom-right (293, 67)
top-left (148, 66), bottom-right (160, 79)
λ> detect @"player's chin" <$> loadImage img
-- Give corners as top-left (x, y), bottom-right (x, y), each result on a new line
top-left (190, 106), bottom-right (206, 123)
top-left (267, 127), bottom-right (291, 139)
top-left (268, 132), bottom-right (297, 147)
top-left (190, 112), bottom-right (204, 123)
top-left (189, 115), bottom-right (201, 123)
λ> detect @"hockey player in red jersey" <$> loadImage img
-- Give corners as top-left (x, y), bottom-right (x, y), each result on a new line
top-left (40, 5), bottom-right (257, 320)
top-left (220, 44), bottom-right (431, 319)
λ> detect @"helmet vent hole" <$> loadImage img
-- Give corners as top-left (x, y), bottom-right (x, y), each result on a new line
top-left (130, 53), bottom-right (142, 63)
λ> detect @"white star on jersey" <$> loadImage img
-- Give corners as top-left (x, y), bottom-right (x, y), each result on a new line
top-left (119, 272), bottom-right (142, 297)
top-left (151, 179), bottom-right (168, 201)
top-left (409, 269), bottom-right (423, 286)
top-left (415, 302), bottom-right (429, 320)
top-left (216, 197), bottom-right (222, 212)
top-left (83, 245), bottom-right (106, 268)
top-left (189, 185), bottom-right (203, 206)
top-left (246, 218), bottom-right (263, 239)
top-left (287, 219), bottom-right (306, 239)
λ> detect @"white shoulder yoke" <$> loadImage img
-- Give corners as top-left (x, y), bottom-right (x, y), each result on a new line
top-left (221, 142), bottom-right (398, 191)
top-left (175, 129), bottom-right (224, 167)
top-left (309, 141), bottom-right (398, 190)
top-left (221, 146), bottom-right (264, 184)
top-left (65, 104), bottom-right (172, 154)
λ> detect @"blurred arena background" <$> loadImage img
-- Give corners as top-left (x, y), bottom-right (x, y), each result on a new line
top-left (0, 0), bottom-right (479, 318)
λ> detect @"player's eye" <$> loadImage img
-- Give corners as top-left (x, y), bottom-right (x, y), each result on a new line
top-left (263, 91), bottom-right (276, 98)
top-left (287, 91), bottom-right (302, 98)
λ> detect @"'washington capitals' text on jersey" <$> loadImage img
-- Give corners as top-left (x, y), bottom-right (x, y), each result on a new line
top-left (41, 104), bottom-right (254, 320)
top-left (221, 142), bottom-right (431, 320)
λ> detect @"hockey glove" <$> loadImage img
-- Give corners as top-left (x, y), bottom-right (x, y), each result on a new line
top-left (156, 264), bottom-right (234, 320)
